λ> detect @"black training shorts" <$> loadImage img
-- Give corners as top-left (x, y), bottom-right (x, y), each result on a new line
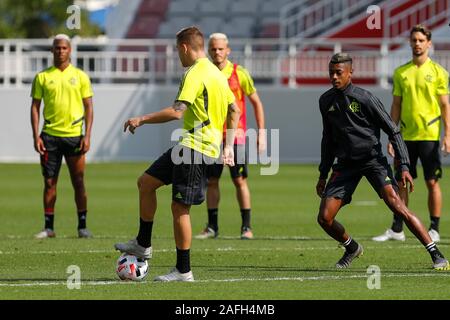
top-left (394, 141), bottom-right (442, 181)
top-left (206, 144), bottom-right (248, 179)
top-left (40, 132), bottom-right (83, 178)
top-left (146, 146), bottom-right (215, 206)
top-left (322, 156), bottom-right (398, 205)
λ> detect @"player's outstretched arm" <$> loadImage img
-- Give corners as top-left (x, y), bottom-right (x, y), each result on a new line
top-left (123, 101), bottom-right (187, 134)
top-left (223, 102), bottom-right (241, 166)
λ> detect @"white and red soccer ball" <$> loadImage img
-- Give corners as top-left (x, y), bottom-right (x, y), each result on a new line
top-left (116, 253), bottom-right (149, 281)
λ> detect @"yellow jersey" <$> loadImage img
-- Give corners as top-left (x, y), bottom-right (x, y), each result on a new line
top-left (176, 58), bottom-right (235, 158)
top-left (31, 64), bottom-right (93, 137)
top-left (392, 58), bottom-right (449, 141)
top-left (221, 61), bottom-right (257, 145)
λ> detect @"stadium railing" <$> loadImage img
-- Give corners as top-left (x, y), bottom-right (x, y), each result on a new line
top-left (1, 37), bottom-right (450, 88)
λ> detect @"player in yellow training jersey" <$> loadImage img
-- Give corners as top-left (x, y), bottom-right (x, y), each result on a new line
top-left (115, 27), bottom-right (240, 281)
top-left (373, 25), bottom-right (450, 243)
top-left (195, 33), bottom-right (266, 240)
top-left (30, 34), bottom-right (94, 239)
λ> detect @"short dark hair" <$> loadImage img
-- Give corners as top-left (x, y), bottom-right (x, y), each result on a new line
top-left (176, 26), bottom-right (204, 50)
top-left (330, 52), bottom-right (352, 65)
top-left (410, 24), bottom-right (431, 40)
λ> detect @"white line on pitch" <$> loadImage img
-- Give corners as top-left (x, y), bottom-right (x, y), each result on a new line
top-left (1, 235), bottom-right (315, 240)
top-left (1, 273), bottom-right (449, 288)
top-left (0, 244), bottom-right (431, 255)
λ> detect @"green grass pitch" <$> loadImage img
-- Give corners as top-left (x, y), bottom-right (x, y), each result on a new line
top-left (0, 163), bottom-right (449, 300)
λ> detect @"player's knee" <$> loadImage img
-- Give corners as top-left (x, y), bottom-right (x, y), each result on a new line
top-left (44, 179), bottom-right (57, 191)
top-left (72, 175), bottom-right (85, 189)
top-left (171, 201), bottom-right (190, 217)
top-left (425, 179), bottom-right (439, 190)
top-left (232, 176), bottom-right (247, 188)
top-left (137, 175), bottom-right (146, 190)
top-left (207, 177), bottom-right (219, 188)
top-left (44, 184), bottom-right (57, 193)
top-left (317, 213), bottom-right (331, 227)
top-left (137, 174), bottom-right (157, 192)
top-left (386, 192), bottom-right (409, 217)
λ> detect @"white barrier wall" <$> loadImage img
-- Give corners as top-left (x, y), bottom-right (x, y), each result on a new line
top-left (2, 84), bottom-right (449, 164)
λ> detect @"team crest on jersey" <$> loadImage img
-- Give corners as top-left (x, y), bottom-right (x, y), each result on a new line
top-left (69, 77), bottom-right (77, 85)
top-left (425, 74), bottom-right (433, 83)
top-left (348, 100), bottom-right (360, 113)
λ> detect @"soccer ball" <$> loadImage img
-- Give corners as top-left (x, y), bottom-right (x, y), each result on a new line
top-left (116, 253), bottom-right (149, 281)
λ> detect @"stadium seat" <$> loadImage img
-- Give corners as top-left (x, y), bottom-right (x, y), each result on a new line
top-left (158, 21), bottom-right (177, 38)
top-left (259, 23), bottom-right (280, 38)
top-left (258, 16), bottom-right (280, 38)
top-left (197, 16), bottom-right (226, 37)
top-left (156, 0), bottom-right (289, 40)
top-left (222, 16), bottom-right (255, 38)
top-left (126, 15), bottom-right (162, 38)
top-left (261, 1), bottom-right (279, 15)
top-left (168, 0), bottom-right (199, 16)
top-left (198, 0), bottom-right (229, 15)
top-left (139, 0), bottom-right (169, 15)
top-left (158, 17), bottom-right (196, 38)
top-left (229, 0), bottom-right (259, 15)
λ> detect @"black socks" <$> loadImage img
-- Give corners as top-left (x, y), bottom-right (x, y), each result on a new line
top-left (429, 216), bottom-right (440, 232)
top-left (77, 210), bottom-right (87, 230)
top-left (44, 213), bottom-right (54, 230)
top-left (426, 242), bottom-right (445, 262)
top-left (136, 218), bottom-right (153, 248)
top-left (391, 214), bottom-right (404, 233)
top-left (207, 208), bottom-right (218, 232)
top-left (241, 209), bottom-right (251, 230)
top-left (176, 248), bottom-right (190, 274)
top-left (342, 237), bottom-right (359, 253)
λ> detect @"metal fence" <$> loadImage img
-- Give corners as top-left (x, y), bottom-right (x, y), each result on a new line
top-left (1, 37), bottom-right (450, 88)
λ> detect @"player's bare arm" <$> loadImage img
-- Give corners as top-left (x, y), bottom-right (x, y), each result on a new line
top-left (223, 102), bottom-right (241, 166)
top-left (248, 92), bottom-right (266, 153)
top-left (370, 93), bottom-right (410, 174)
top-left (30, 98), bottom-right (45, 155)
top-left (400, 170), bottom-right (414, 193)
top-left (387, 95), bottom-right (402, 157)
top-left (439, 94), bottom-right (450, 155)
top-left (316, 179), bottom-right (327, 197)
top-left (124, 101), bottom-right (188, 134)
top-left (80, 97), bottom-right (93, 153)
